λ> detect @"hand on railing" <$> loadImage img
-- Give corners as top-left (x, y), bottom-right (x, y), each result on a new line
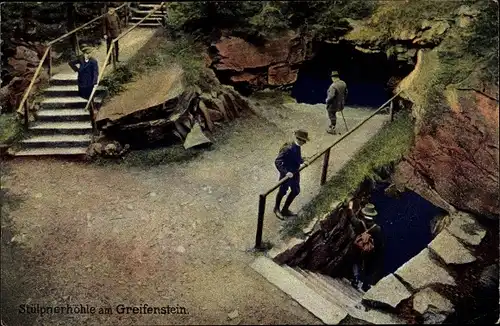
top-left (285, 172), bottom-right (293, 179)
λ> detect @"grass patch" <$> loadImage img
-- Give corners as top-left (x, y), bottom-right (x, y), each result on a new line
top-left (282, 111), bottom-right (414, 237)
top-left (92, 144), bottom-right (205, 168)
top-left (100, 33), bottom-right (205, 98)
top-left (0, 113), bottom-right (23, 145)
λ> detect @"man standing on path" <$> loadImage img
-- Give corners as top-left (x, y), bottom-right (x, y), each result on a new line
top-left (68, 46), bottom-right (99, 100)
top-left (273, 130), bottom-right (310, 220)
top-left (348, 202), bottom-right (384, 292)
top-left (103, 5), bottom-right (122, 63)
top-left (325, 71), bottom-right (348, 135)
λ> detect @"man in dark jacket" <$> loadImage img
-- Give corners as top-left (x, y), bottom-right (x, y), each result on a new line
top-left (103, 6), bottom-right (122, 62)
top-left (68, 46), bottom-right (99, 100)
top-left (325, 71), bottom-right (348, 135)
top-left (349, 202), bottom-right (384, 292)
top-left (274, 129), bottom-right (310, 220)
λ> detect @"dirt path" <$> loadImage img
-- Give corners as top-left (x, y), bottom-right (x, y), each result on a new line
top-left (2, 97), bottom-right (387, 325)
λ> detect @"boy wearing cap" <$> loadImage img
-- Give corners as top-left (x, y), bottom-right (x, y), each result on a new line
top-left (325, 71), bottom-right (348, 135)
top-left (103, 6), bottom-right (122, 62)
top-left (349, 202), bottom-right (384, 292)
top-left (68, 47), bottom-right (99, 100)
top-left (274, 130), bottom-right (310, 219)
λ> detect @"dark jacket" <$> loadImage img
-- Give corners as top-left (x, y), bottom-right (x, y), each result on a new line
top-left (275, 142), bottom-right (304, 176)
top-left (69, 58), bottom-right (99, 88)
top-left (326, 79), bottom-right (348, 112)
top-left (103, 12), bottom-right (122, 38)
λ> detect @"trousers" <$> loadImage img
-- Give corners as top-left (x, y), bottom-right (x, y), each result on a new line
top-left (106, 38), bottom-right (120, 61)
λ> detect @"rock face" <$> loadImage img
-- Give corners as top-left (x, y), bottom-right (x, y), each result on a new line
top-left (394, 48), bottom-right (499, 219)
top-left (1, 41), bottom-right (54, 114)
top-left (274, 203), bottom-right (356, 277)
top-left (445, 211), bottom-right (486, 246)
top-left (210, 31), bottom-right (312, 90)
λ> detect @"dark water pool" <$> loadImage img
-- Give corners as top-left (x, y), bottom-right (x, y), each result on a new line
top-left (369, 183), bottom-right (446, 277)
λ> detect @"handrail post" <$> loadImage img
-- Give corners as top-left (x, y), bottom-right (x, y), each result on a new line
top-left (48, 46), bottom-right (52, 78)
top-left (320, 149), bottom-right (330, 185)
top-left (389, 100), bottom-right (394, 122)
top-left (112, 42), bottom-right (117, 70)
top-left (23, 102), bottom-right (29, 129)
top-left (255, 194), bottom-right (267, 250)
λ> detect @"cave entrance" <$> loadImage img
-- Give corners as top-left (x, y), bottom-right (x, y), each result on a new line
top-left (370, 182), bottom-right (446, 278)
top-left (291, 41), bottom-right (413, 107)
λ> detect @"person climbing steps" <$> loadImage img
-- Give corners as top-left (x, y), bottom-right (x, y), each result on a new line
top-left (273, 130), bottom-right (310, 220)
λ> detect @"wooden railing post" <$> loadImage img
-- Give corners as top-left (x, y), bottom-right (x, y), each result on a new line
top-left (23, 102), bottom-right (29, 129)
top-left (255, 194), bottom-right (267, 250)
top-left (111, 42), bottom-right (117, 70)
top-left (48, 46), bottom-right (52, 78)
top-left (320, 148), bottom-right (331, 185)
top-left (389, 100), bottom-right (394, 122)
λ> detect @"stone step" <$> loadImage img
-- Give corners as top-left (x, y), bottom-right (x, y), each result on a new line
top-left (250, 256), bottom-right (347, 324)
top-left (284, 266), bottom-right (353, 312)
top-left (130, 16), bottom-right (163, 23)
top-left (315, 273), bottom-right (364, 303)
top-left (44, 85), bottom-right (107, 97)
top-left (40, 96), bottom-right (103, 109)
top-left (130, 10), bottom-right (165, 17)
top-left (137, 4), bottom-right (163, 9)
top-left (36, 109), bottom-right (91, 122)
top-left (50, 73), bottom-right (78, 85)
top-left (128, 22), bottom-right (161, 27)
top-left (12, 147), bottom-right (88, 157)
top-left (29, 121), bottom-right (93, 135)
top-left (302, 270), bottom-right (361, 309)
top-left (20, 135), bottom-right (91, 148)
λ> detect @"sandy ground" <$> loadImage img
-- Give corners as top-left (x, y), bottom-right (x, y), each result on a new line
top-left (1, 87), bottom-right (388, 325)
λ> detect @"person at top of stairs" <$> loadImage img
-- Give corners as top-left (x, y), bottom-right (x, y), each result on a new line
top-left (348, 202), bottom-right (384, 292)
top-left (68, 46), bottom-right (99, 100)
top-left (103, 5), bottom-right (123, 63)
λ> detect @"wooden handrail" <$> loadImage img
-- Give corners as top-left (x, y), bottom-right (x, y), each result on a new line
top-left (48, 3), bottom-right (127, 46)
top-left (16, 3), bottom-right (128, 121)
top-left (254, 90), bottom-right (404, 249)
top-left (83, 2), bottom-right (166, 134)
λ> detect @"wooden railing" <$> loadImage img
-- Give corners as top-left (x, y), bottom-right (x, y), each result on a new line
top-left (254, 91), bottom-right (402, 250)
top-left (84, 2), bottom-right (166, 135)
top-left (16, 3), bottom-right (129, 128)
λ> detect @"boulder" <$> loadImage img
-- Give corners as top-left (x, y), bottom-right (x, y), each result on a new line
top-left (428, 229), bottom-right (476, 265)
top-left (363, 274), bottom-right (412, 308)
top-left (445, 212), bottom-right (486, 246)
top-left (183, 123), bottom-right (212, 149)
top-left (413, 288), bottom-right (454, 324)
top-left (394, 249), bottom-right (456, 290)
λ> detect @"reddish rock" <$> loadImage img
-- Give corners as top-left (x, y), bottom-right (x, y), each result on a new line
top-left (207, 108), bottom-right (223, 122)
top-left (397, 87), bottom-right (499, 219)
top-left (268, 63), bottom-right (298, 85)
top-left (211, 31), bottom-right (312, 88)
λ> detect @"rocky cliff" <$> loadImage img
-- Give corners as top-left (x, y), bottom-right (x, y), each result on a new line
top-left (209, 30), bottom-right (313, 90)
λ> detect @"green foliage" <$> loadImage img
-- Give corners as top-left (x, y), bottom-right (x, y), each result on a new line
top-left (92, 145), bottom-right (203, 167)
top-left (166, 0), bottom-right (376, 40)
top-left (100, 65), bottom-right (134, 97)
top-left (463, 0), bottom-right (499, 84)
top-left (283, 112), bottom-right (414, 237)
top-left (0, 113), bottom-right (23, 145)
top-left (249, 3), bottom-right (289, 37)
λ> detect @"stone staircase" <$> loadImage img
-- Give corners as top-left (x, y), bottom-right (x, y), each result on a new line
top-left (251, 256), bottom-right (405, 324)
top-left (10, 73), bottom-right (106, 157)
top-left (129, 3), bottom-right (165, 27)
